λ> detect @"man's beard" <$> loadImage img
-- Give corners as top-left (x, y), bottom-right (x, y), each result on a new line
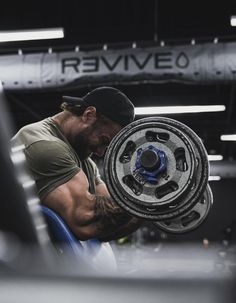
top-left (70, 126), bottom-right (94, 161)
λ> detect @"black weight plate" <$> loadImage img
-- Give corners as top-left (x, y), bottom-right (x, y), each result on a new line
top-left (104, 117), bottom-right (209, 221)
top-left (154, 184), bottom-right (213, 234)
top-left (105, 118), bottom-right (196, 218)
top-left (156, 117), bottom-right (209, 217)
top-left (113, 121), bottom-right (195, 206)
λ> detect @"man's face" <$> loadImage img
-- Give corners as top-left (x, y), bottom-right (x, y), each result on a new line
top-left (72, 117), bottom-right (122, 161)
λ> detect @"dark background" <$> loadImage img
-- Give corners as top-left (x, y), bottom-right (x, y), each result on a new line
top-left (1, 0), bottom-right (236, 243)
top-left (1, 0), bottom-right (236, 160)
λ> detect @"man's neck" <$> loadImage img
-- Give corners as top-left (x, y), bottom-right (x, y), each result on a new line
top-left (52, 111), bottom-right (79, 138)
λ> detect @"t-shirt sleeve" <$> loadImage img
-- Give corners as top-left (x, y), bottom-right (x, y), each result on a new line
top-left (24, 140), bottom-right (81, 200)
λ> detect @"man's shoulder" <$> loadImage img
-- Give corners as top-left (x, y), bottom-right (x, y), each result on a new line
top-left (24, 139), bottom-right (79, 177)
top-left (26, 139), bottom-right (71, 160)
top-left (12, 118), bottom-right (60, 148)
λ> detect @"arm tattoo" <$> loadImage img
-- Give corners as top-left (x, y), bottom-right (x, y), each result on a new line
top-left (93, 195), bottom-right (131, 233)
top-left (98, 217), bottom-right (142, 242)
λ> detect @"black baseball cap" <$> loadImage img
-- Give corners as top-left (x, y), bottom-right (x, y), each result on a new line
top-left (62, 87), bottom-right (135, 126)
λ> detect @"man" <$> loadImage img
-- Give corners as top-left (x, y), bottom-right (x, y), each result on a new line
top-left (12, 87), bottom-right (142, 242)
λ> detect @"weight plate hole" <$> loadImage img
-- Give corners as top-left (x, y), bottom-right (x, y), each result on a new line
top-left (145, 131), bottom-right (170, 143)
top-left (155, 181), bottom-right (179, 199)
top-left (119, 141), bottom-right (136, 163)
top-left (181, 211), bottom-right (200, 226)
top-left (174, 147), bottom-right (188, 172)
top-left (122, 174), bottom-right (143, 196)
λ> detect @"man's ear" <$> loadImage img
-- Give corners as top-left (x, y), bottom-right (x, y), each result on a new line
top-left (81, 106), bottom-right (97, 123)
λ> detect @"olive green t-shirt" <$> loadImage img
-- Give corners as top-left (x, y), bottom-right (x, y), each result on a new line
top-left (11, 117), bottom-right (102, 200)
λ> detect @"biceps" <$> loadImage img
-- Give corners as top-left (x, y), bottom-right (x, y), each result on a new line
top-left (43, 171), bottom-right (93, 222)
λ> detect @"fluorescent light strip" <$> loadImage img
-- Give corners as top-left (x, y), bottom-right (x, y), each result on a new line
top-left (221, 134), bottom-right (236, 141)
top-left (209, 176), bottom-right (221, 181)
top-left (0, 28), bottom-right (64, 42)
top-left (208, 155), bottom-right (223, 161)
top-left (230, 16), bottom-right (236, 26)
top-left (135, 105), bottom-right (225, 115)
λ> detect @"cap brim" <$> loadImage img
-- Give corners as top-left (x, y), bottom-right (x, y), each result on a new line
top-left (62, 96), bottom-right (84, 104)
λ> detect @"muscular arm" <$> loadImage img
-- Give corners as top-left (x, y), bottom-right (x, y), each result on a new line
top-left (95, 182), bottom-right (143, 241)
top-left (43, 170), bottom-right (142, 241)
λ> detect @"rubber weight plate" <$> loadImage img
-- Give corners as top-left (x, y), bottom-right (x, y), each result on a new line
top-left (150, 117), bottom-right (209, 218)
top-left (104, 117), bottom-right (209, 221)
top-left (154, 184), bottom-right (213, 234)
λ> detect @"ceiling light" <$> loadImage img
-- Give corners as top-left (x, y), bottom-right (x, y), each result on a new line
top-left (0, 28), bottom-right (64, 42)
top-left (220, 134), bottom-right (236, 141)
top-left (230, 16), bottom-right (236, 26)
top-left (135, 105), bottom-right (225, 115)
top-left (208, 155), bottom-right (223, 161)
top-left (209, 176), bottom-right (221, 181)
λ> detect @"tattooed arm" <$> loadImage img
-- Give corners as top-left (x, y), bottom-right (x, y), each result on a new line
top-left (43, 170), bottom-right (142, 240)
top-left (91, 194), bottom-right (143, 240)
top-left (93, 182), bottom-right (143, 240)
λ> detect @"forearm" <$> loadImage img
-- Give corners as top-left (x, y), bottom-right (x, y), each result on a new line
top-left (93, 195), bottom-right (132, 234)
top-left (98, 216), bottom-right (143, 242)
top-left (43, 171), bottom-right (139, 241)
top-left (89, 194), bottom-right (143, 240)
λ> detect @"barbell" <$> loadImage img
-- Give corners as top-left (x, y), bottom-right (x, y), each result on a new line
top-left (104, 117), bottom-right (213, 234)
